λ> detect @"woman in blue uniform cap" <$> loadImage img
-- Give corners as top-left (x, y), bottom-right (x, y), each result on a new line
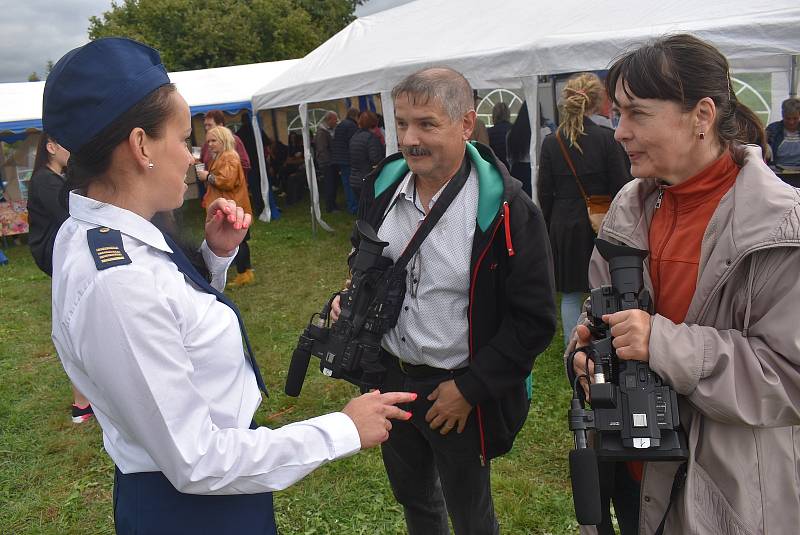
top-left (44, 37), bottom-right (415, 535)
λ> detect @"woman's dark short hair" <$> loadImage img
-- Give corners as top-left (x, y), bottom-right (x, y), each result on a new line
top-left (606, 34), bottom-right (759, 147)
top-left (205, 109), bottom-right (225, 125)
top-left (358, 111), bottom-right (379, 130)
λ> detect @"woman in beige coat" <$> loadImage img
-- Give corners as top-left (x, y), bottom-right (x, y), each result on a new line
top-left (570, 34), bottom-right (800, 534)
top-left (198, 125), bottom-right (255, 286)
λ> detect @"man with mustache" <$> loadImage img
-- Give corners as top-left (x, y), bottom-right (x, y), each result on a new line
top-left (337, 67), bottom-right (556, 534)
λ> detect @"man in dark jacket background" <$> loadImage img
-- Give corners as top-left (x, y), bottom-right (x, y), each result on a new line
top-left (314, 111), bottom-right (339, 212)
top-left (336, 67), bottom-right (556, 534)
top-left (331, 107), bottom-right (360, 214)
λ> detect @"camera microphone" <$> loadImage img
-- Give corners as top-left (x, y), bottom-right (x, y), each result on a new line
top-left (569, 448), bottom-right (602, 526)
top-left (285, 344), bottom-right (312, 397)
top-left (569, 397), bottom-right (601, 525)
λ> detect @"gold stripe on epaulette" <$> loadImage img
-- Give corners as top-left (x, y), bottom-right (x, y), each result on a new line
top-left (97, 254), bottom-right (123, 260)
top-left (96, 246), bottom-right (121, 252)
top-left (97, 250), bottom-right (121, 257)
top-left (100, 256), bottom-right (126, 263)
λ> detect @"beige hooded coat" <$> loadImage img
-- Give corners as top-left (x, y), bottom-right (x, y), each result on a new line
top-left (574, 146), bottom-right (800, 535)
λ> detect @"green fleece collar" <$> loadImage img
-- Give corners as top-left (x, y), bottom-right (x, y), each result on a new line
top-left (373, 142), bottom-right (503, 231)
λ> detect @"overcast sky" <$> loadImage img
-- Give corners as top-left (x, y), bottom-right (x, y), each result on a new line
top-left (0, 0), bottom-right (111, 83)
top-left (0, 0), bottom-right (415, 84)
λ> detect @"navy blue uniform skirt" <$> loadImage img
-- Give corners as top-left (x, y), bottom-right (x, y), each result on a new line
top-left (113, 467), bottom-right (277, 534)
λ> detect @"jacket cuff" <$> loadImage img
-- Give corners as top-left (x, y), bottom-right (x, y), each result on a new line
top-left (454, 370), bottom-right (491, 407)
top-left (648, 314), bottom-right (704, 395)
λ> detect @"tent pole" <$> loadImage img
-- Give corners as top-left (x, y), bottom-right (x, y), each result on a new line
top-left (250, 110), bottom-right (271, 222)
top-left (380, 91), bottom-right (398, 156)
top-left (790, 55), bottom-right (798, 97)
top-left (521, 76), bottom-right (539, 205)
top-left (311, 205), bottom-right (317, 238)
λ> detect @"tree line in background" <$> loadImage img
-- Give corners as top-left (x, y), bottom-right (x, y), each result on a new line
top-left (85, 0), bottom-right (363, 72)
top-left (27, 0), bottom-right (362, 81)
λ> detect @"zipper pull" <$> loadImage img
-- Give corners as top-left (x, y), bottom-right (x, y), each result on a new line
top-left (655, 189), bottom-right (664, 209)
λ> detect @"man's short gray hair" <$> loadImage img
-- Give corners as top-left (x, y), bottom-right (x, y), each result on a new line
top-left (782, 97), bottom-right (800, 117)
top-left (391, 67), bottom-right (474, 122)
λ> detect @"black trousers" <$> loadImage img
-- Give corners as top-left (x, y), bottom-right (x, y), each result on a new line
top-left (321, 164), bottom-right (339, 211)
top-left (248, 168), bottom-right (265, 217)
top-left (596, 461), bottom-right (640, 535)
top-left (379, 356), bottom-right (500, 535)
top-left (234, 230), bottom-right (252, 273)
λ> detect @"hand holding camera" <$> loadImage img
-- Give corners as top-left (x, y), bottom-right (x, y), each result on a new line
top-left (567, 239), bottom-right (688, 526)
top-left (573, 309), bottom-right (652, 399)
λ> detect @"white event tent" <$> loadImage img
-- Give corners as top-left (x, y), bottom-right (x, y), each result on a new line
top-left (251, 0), bottom-right (800, 230)
top-left (0, 60), bottom-right (298, 218)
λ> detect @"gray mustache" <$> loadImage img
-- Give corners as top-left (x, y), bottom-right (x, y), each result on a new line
top-left (402, 146), bottom-right (431, 157)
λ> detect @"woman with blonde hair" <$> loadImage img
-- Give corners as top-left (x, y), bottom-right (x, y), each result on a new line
top-left (537, 72), bottom-right (632, 345)
top-left (198, 125), bottom-right (254, 286)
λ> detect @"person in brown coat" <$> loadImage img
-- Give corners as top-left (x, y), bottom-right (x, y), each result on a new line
top-left (198, 125), bottom-right (254, 286)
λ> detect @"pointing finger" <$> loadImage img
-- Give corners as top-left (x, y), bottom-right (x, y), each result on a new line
top-left (379, 392), bottom-right (417, 406)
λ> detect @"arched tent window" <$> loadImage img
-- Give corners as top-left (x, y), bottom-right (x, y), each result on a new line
top-left (287, 108), bottom-right (337, 135)
top-left (732, 75), bottom-right (772, 126)
top-left (477, 89), bottom-right (523, 127)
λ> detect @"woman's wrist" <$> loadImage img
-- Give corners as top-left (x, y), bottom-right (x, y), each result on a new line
top-left (208, 242), bottom-right (236, 258)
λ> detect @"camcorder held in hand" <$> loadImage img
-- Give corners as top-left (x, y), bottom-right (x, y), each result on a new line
top-left (568, 239), bottom-right (688, 526)
top-left (284, 221), bottom-right (406, 397)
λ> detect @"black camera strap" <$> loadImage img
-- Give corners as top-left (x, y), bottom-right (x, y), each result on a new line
top-left (653, 461), bottom-right (687, 535)
top-left (391, 155), bottom-right (471, 275)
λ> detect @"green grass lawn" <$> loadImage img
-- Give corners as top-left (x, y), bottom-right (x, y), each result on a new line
top-left (0, 196), bottom-right (577, 534)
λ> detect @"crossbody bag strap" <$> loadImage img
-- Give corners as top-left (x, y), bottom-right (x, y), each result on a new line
top-left (392, 157), bottom-right (471, 274)
top-left (555, 130), bottom-right (591, 204)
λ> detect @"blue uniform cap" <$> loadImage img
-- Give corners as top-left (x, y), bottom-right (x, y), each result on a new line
top-left (42, 37), bottom-right (171, 153)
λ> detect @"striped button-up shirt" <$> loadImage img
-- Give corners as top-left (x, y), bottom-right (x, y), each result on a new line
top-left (378, 164), bottom-right (479, 370)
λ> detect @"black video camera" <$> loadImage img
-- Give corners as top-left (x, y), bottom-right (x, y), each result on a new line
top-left (284, 221), bottom-right (406, 396)
top-left (568, 239), bottom-right (688, 525)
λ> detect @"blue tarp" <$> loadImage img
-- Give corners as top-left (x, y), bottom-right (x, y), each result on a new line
top-left (0, 118), bottom-right (43, 142)
top-left (0, 102), bottom-right (253, 143)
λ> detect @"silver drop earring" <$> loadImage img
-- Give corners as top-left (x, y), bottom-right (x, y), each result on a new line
top-left (148, 161), bottom-right (155, 169)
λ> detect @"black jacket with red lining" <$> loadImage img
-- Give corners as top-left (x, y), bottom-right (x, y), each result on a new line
top-left (351, 141), bottom-right (556, 460)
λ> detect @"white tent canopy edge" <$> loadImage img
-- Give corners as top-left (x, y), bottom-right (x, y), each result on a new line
top-left (251, 0), bottom-right (800, 229)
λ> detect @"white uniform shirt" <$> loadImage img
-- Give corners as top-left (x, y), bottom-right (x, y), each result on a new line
top-left (377, 166), bottom-right (478, 370)
top-left (51, 192), bottom-right (360, 494)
